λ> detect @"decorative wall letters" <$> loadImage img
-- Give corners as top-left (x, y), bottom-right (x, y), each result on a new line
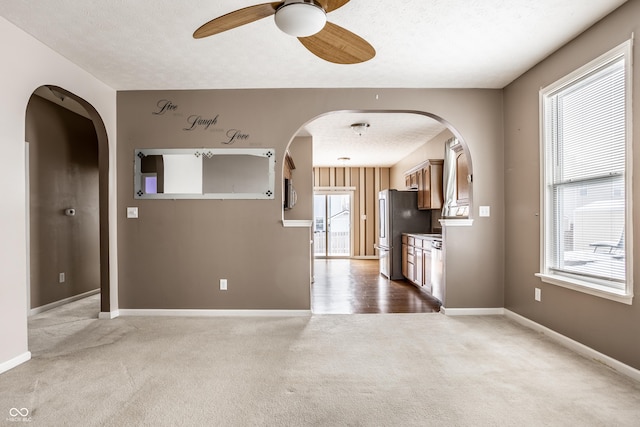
top-left (151, 99), bottom-right (252, 145)
top-left (183, 114), bottom-right (219, 131)
top-left (152, 99), bottom-right (179, 115)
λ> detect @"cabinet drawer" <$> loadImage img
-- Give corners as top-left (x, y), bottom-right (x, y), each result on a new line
top-left (407, 236), bottom-right (415, 246)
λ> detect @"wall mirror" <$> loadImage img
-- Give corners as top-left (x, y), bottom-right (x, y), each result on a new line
top-left (134, 148), bottom-right (275, 199)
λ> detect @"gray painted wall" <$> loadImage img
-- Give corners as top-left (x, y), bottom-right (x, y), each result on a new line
top-left (504, 0), bottom-right (640, 369)
top-left (117, 88), bottom-right (505, 310)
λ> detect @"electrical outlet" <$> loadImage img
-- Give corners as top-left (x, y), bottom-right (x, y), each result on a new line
top-left (535, 288), bottom-right (541, 302)
top-left (220, 279), bottom-right (227, 291)
top-left (59, 272), bottom-right (65, 283)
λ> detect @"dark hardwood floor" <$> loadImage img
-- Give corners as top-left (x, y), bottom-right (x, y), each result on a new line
top-left (312, 258), bottom-right (441, 314)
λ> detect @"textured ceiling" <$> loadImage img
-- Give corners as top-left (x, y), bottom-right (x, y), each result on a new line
top-left (2, 0), bottom-right (627, 166)
top-left (307, 112), bottom-right (446, 167)
top-left (0, 0), bottom-right (626, 90)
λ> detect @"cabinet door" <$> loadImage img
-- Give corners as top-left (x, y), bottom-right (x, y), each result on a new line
top-left (455, 149), bottom-right (469, 206)
top-left (423, 249), bottom-right (432, 293)
top-left (417, 168), bottom-right (425, 208)
top-left (423, 166), bottom-right (432, 209)
top-left (410, 172), bottom-right (418, 190)
top-left (406, 244), bottom-right (415, 282)
top-left (414, 161), bottom-right (444, 210)
top-left (402, 243), bottom-right (408, 278)
top-left (429, 161), bottom-right (444, 210)
top-left (415, 247), bottom-right (423, 285)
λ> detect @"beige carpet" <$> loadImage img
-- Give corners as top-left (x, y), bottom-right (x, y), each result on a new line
top-left (2, 295), bottom-right (640, 426)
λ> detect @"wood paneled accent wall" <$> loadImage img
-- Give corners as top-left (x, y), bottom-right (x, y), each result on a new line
top-left (313, 167), bottom-right (390, 257)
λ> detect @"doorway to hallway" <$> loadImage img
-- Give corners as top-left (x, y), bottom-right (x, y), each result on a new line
top-left (26, 86), bottom-right (107, 317)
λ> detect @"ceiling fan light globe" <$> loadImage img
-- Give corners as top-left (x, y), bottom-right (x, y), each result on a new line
top-left (275, 2), bottom-right (327, 37)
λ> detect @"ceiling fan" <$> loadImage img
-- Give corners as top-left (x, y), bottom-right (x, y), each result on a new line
top-left (193, 0), bottom-right (375, 64)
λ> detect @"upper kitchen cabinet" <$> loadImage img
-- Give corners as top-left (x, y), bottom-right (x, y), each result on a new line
top-left (406, 171), bottom-right (419, 190)
top-left (405, 159), bottom-right (443, 210)
top-left (453, 144), bottom-right (469, 206)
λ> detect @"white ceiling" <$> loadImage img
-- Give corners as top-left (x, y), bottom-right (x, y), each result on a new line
top-left (2, 0), bottom-right (627, 166)
top-left (307, 112), bottom-right (446, 167)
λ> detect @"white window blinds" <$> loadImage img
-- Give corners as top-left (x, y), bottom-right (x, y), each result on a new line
top-left (540, 41), bottom-right (631, 298)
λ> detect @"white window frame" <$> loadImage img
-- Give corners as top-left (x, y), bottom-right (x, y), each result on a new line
top-left (537, 40), bottom-right (634, 305)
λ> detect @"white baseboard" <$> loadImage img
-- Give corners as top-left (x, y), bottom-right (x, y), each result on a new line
top-left (99, 310), bottom-right (120, 320)
top-left (0, 352), bottom-right (31, 375)
top-left (441, 307), bottom-right (505, 316)
top-left (118, 309), bottom-right (312, 317)
top-left (505, 309), bottom-right (640, 383)
top-left (30, 289), bottom-right (100, 316)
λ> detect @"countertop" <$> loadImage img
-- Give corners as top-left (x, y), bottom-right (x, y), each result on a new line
top-left (403, 233), bottom-right (442, 241)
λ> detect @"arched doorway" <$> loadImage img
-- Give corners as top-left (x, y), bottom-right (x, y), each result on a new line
top-left (282, 109), bottom-right (473, 313)
top-left (25, 85), bottom-right (111, 314)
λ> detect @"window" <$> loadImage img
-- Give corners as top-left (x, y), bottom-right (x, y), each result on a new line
top-left (537, 40), bottom-right (633, 304)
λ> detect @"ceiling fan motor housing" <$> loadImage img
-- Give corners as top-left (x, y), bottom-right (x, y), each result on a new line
top-left (275, 0), bottom-right (327, 37)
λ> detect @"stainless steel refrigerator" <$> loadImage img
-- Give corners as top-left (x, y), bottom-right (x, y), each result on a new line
top-left (377, 189), bottom-right (432, 280)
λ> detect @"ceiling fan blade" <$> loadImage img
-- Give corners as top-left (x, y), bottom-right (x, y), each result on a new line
top-left (316, 0), bottom-right (350, 13)
top-left (193, 2), bottom-right (282, 39)
top-left (298, 22), bottom-right (375, 64)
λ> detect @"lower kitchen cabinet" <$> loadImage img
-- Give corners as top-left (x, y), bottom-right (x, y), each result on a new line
top-left (422, 249), bottom-right (432, 293)
top-left (401, 233), bottom-right (442, 300)
top-left (415, 245), bottom-right (424, 286)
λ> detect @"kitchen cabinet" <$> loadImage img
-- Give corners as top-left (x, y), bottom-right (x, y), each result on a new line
top-left (415, 241), bottom-right (424, 286)
top-left (409, 172), bottom-right (419, 190)
top-left (401, 233), bottom-right (442, 298)
top-left (453, 145), bottom-right (469, 206)
top-left (418, 160), bottom-right (444, 210)
top-left (402, 238), bottom-right (408, 278)
top-left (405, 159), bottom-right (444, 210)
top-left (402, 235), bottom-right (416, 283)
top-left (422, 248), bottom-right (432, 293)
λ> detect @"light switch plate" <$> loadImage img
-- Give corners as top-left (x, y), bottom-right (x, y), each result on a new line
top-left (479, 206), bottom-right (490, 217)
top-left (127, 207), bottom-right (139, 219)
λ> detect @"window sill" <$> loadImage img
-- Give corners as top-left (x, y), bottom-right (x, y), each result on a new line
top-left (535, 273), bottom-right (633, 305)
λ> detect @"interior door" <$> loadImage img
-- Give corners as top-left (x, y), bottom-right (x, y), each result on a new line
top-left (314, 193), bottom-right (351, 257)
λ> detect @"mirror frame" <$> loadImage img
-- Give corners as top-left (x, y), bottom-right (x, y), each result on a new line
top-left (134, 148), bottom-right (276, 200)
